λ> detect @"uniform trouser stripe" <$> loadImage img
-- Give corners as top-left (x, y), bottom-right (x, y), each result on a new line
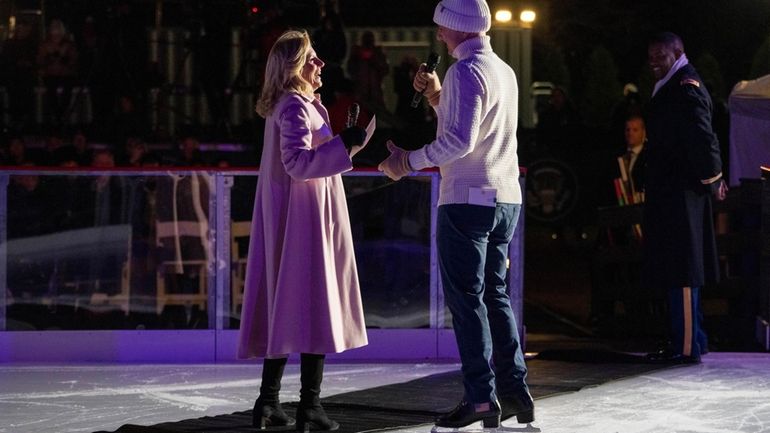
top-left (682, 287), bottom-right (692, 356)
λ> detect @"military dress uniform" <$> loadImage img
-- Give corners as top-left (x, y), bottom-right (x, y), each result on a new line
top-left (643, 63), bottom-right (723, 362)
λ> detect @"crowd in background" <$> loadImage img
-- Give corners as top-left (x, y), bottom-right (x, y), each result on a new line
top-left (0, 1), bottom-right (442, 169)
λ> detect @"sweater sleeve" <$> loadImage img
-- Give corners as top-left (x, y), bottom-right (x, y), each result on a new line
top-left (409, 63), bottom-right (484, 170)
top-left (278, 97), bottom-right (353, 181)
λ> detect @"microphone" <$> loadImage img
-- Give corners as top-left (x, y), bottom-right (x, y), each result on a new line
top-left (410, 52), bottom-right (441, 108)
top-left (346, 103), bottom-right (360, 128)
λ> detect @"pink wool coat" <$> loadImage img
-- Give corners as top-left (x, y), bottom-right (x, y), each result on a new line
top-left (237, 92), bottom-right (368, 359)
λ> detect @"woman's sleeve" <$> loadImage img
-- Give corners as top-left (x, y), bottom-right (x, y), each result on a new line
top-left (278, 98), bottom-right (353, 181)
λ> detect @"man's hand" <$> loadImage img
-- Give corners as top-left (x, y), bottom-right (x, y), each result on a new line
top-left (701, 173), bottom-right (727, 201)
top-left (413, 63), bottom-right (441, 106)
top-left (714, 179), bottom-right (728, 201)
top-left (378, 140), bottom-right (412, 181)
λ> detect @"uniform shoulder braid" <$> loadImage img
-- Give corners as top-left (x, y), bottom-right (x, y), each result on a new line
top-left (680, 77), bottom-right (701, 88)
top-left (677, 72), bottom-right (708, 102)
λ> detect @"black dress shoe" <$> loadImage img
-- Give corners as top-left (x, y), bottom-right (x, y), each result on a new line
top-left (645, 348), bottom-right (701, 364)
top-left (435, 400), bottom-right (501, 428)
top-left (499, 392), bottom-right (535, 423)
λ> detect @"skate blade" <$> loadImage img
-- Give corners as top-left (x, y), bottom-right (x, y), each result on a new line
top-left (431, 423), bottom-right (540, 433)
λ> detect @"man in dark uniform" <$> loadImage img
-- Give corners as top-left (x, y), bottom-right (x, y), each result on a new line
top-left (643, 32), bottom-right (727, 364)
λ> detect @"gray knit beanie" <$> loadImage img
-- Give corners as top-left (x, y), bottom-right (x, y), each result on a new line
top-left (433, 0), bottom-right (491, 33)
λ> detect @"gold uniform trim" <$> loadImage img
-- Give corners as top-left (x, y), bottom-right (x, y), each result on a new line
top-left (682, 287), bottom-right (693, 356)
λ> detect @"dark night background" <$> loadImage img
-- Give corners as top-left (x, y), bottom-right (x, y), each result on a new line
top-left (3, 0), bottom-right (770, 350)
top-left (28, 0), bottom-right (770, 95)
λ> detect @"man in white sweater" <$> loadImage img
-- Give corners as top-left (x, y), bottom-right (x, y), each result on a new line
top-left (379, 0), bottom-right (534, 428)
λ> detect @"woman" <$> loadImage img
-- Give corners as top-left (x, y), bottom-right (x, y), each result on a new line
top-left (237, 30), bottom-right (368, 431)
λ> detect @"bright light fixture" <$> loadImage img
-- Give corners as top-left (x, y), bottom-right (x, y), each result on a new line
top-left (495, 9), bottom-right (513, 23)
top-left (520, 10), bottom-right (536, 23)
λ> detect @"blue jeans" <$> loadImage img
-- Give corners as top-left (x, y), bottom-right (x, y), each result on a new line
top-left (437, 203), bottom-right (529, 404)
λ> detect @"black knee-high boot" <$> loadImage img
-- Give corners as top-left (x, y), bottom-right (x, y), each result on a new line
top-left (296, 354), bottom-right (339, 432)
top-left (254, 357), bottom-right (295, 429)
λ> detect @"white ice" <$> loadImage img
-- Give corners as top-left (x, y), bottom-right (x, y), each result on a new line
top-left (0, 353), bottom-right (769, 433)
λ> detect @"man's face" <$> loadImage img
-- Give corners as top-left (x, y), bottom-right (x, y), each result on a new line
top-left (648, 42), bottom-right (678, 80)
top-left (625, 118), bottom-right (646, 148)
top-left (437, 25), bottom-right (468, 53)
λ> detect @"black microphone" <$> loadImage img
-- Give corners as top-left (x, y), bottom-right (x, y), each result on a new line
top-left (346, 103), bottom-right (360, 128)
top-left (410, 52), bottom-right (441, 108)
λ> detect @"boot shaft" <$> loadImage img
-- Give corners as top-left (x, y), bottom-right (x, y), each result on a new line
top-left (299, 353), bottom-right (326, 406)
top-left (260, 357), bottom-right (288, 403)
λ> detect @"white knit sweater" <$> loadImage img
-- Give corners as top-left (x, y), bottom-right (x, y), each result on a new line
top-left (408, 35), bottom-right (521, 205)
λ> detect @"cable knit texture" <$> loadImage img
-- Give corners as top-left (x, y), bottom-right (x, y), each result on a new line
top-left (433, 0), bottom-right (491, 33)
top-left (409, 36), bottom-right (521, 205)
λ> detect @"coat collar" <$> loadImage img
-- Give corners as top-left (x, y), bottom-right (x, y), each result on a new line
top-left (293, 91), bottom-right (321, 104)
top-left (452, 35), bottom-right (492, 60)
top-left (652, 53), bottom-right (689, 98)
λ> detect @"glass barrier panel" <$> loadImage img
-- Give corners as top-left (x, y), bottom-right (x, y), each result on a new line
top-left (2, 169), bottom-right (440, 332)
top-left (3, 171), bottom-right (213, 330)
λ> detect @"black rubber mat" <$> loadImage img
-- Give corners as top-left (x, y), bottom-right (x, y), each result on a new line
top-left (98, 351), bottom-right (671, 433)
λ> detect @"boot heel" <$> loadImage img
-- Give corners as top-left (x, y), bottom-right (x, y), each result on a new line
top-left (482, 415), bottom-right (501, 428)
top-left (516, 409), bottom-right (534, 424)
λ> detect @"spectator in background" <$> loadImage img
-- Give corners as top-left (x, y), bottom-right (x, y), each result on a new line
top-left (37, 19), bottom-right (79, 126)
top-left (3, 137), bottom-right (31, 166)
top-left (38, 131), bottom-right (65, 166)
top-left (610, 83), bottom-right (644, 150)
top-left (176, 135), bottom-right (207, 166)
top-left (51, 130), bottom-right (93, 166)
top-left (0, 21), bottom-right (38, 128)
top-left (90, 148), bottom-right (128, 226)
top-left (7, 165), bottom-right (53, 238)
top-left (71, 130), bottom-right (93, 166)
top-left (591, 114), bottom-right (649, 328)
top-left (620, 114), bottom-right (647, 198)
top-left (347, 31), bottom-right (389, 109)
top-left (124, 137), bottom-right (149, 167)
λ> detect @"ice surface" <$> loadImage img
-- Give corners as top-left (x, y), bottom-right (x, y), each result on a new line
top-left (0, 354), bottom-right (768, 433)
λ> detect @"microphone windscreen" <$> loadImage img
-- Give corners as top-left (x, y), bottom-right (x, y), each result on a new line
top-left (346, 103), bottom-right (360, 128)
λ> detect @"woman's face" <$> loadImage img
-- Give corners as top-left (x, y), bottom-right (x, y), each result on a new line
top-left (301, 47), bottom-right (325, 91)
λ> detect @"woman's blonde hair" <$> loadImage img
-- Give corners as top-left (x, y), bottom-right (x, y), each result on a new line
top-left (255, 30), bottom-right (314, 117)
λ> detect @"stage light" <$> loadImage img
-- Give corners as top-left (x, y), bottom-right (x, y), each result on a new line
top-left (520, 10), bottom-right (536, 23)
top-left (495, 9), bottom-right (513, 23)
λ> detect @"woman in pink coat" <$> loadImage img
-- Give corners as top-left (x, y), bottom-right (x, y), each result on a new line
top-left (237, 30), bottom-right (368, 431)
